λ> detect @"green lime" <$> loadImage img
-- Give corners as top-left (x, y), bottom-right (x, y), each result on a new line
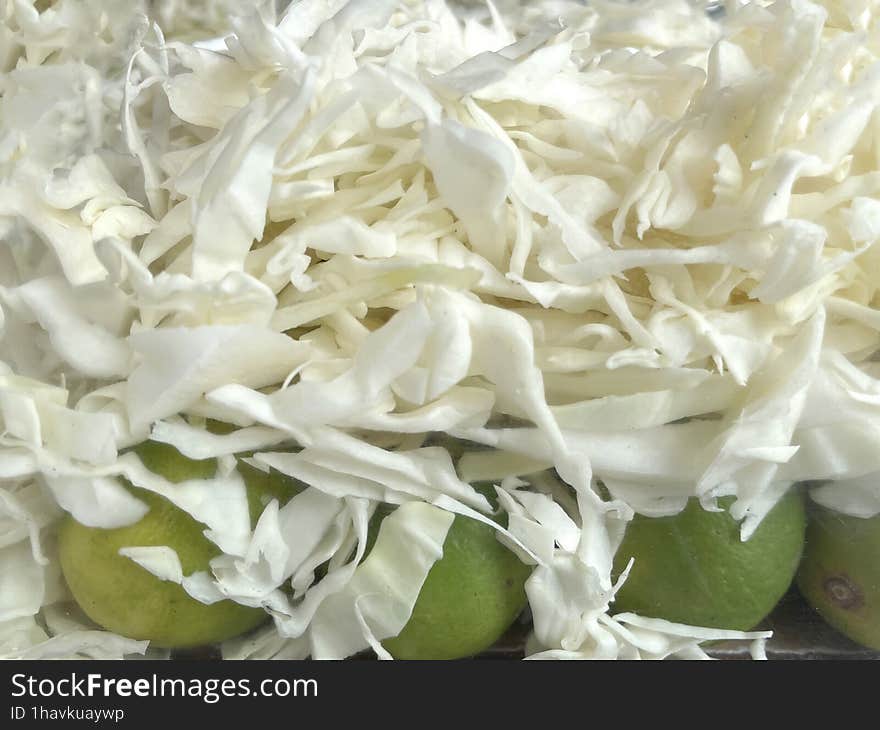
top-left (58, 439), bottom-right (298, 649)
top-left (797, 503), bottom-right (880, 649)
top-left (374, 487), bottom-right (531, 660)
top-left (611, 490), bottom-right (806, 630)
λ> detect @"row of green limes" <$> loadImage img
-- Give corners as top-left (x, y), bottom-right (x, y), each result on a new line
top-left (57, 438), bottom-right (880, 657)
top-left (58, 439), bottom-right (530, 657)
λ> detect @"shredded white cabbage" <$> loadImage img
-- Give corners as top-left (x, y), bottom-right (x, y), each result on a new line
top-left (2, 0), bottom-right (880, 661)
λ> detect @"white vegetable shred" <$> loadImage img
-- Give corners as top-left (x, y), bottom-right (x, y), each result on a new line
top-left (1, 0), bottom-right (878, 659)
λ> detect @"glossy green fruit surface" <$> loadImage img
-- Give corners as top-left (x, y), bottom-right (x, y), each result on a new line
top-left (377, 488), bottom-right (532, 659)
top-left (797, 503), bottom-right (880, 650)
top-left (58, 440), bottom-right (297, 649)
top-left (611, 491), bottom-right (806, 630)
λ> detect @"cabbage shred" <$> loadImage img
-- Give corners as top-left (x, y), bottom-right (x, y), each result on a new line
top-left (1, 0), bottom-right (879, 659)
